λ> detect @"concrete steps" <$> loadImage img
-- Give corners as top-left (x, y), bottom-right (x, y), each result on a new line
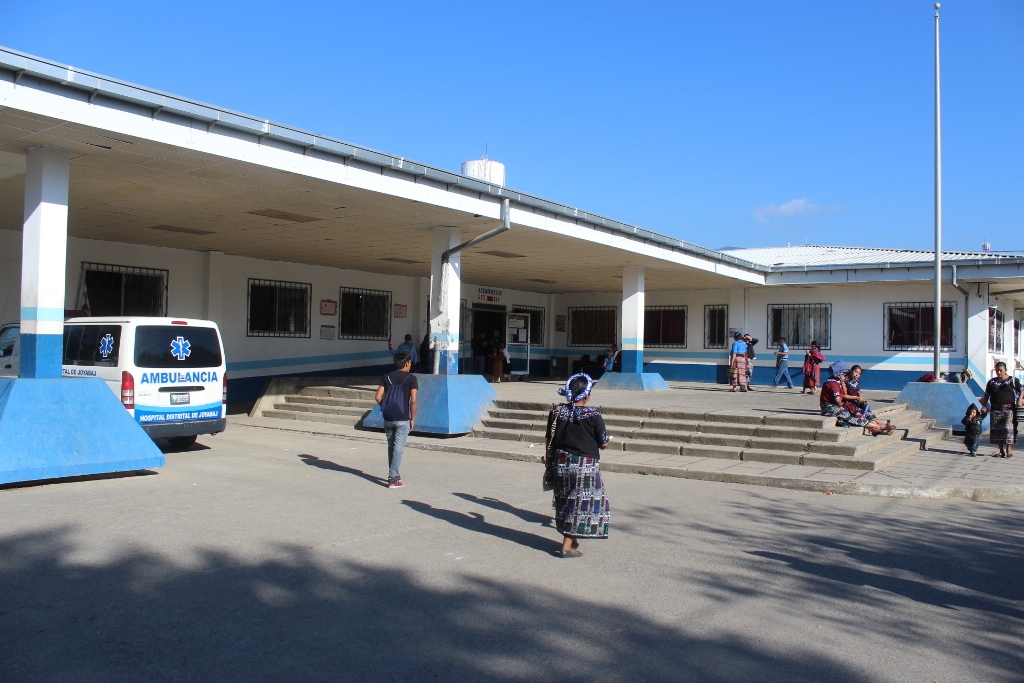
top-left (260, 385), bottom-right (377, 428)
top-left (471, 399), bottom-right (947, 472)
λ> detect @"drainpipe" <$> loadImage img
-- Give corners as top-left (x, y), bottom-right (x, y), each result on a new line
top-left (951, 265), bottom-right (970, 374)
top-left (442, 198), bottom-right (511, 266)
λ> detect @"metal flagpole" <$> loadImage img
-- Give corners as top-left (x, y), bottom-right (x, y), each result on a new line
top-left (933, 3), bottom-right (943, 377)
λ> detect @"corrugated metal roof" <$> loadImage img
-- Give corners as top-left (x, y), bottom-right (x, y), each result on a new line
top-left (721, 245), bottom-right (1023, 269)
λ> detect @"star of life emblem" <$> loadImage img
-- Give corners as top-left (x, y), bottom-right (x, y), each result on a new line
top-left (170, 336), bottom-right (191, 361)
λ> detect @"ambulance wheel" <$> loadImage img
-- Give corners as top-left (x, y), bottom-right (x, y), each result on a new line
top-left (167, 435), bottom-right (198, 450)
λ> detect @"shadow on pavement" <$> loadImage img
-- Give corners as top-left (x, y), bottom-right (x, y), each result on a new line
top-left (402, 499), bottom-right (558, 554)
top-left (0, 526), bottom-right (876, 682)
top-left (453, 492), bottom-right (554, 528)
top-left (297, 454), bottom-right (387, 487)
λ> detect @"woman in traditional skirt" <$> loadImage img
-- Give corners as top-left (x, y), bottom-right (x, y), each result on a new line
top-left (543, 373), bottom-right (612, 558)
top-left (801, 341), bottom-right (825, 394)
top-left (981, 362), bottom-right (1023, 458)
top-left (820, 361), bottom-right (892, 435)
top-left (729, 332), bottom-right (749, 392)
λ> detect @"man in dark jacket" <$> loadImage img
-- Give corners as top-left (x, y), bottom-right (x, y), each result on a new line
top-left (744, 334), bottom-right (759, 388)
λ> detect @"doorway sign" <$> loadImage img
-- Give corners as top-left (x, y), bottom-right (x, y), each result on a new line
top-left (477, 287), bottom-right (502, 304)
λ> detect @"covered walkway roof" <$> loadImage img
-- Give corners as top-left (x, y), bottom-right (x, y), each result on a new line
top-left (0, 46), bottom-right (765, 294)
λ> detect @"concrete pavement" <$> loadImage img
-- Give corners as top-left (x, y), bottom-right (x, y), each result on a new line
top-left (1, 426), bottom-right (1021, 681)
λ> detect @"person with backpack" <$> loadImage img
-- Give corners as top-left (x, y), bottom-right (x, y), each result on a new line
top-left (375, 350), bottom-right (418, 488)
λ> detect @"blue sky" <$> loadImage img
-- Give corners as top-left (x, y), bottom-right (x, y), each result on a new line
top-left (4, 1), bottom-right (1022, 252)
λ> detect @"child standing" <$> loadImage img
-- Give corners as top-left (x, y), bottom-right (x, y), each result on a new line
top-left (962, 404), bottom-right (987, 457)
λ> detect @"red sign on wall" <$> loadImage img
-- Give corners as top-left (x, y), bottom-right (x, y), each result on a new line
top-left (320, 299), bottom-right (338, 316)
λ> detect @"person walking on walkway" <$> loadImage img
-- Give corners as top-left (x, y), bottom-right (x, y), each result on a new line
top-left (729, 332), bottom-right (749, 392)
top-left (375, 351), bottom-right (418, 488)
top-left (801, 341), bottom-right (825, 394)
top-left (770, 337), bottom-right (794, 388)
top-left (543, 373), bottom-right (612, 558)
top-left (980, 361), bottom-right (1022, 458)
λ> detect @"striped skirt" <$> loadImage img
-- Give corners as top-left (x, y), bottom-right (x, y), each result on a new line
top-left (990, 404), bottom-right (1016, 446)
top-left (730, 356), bottom-right (749, 387)
top-left (552, 449), bottom-right (610, 539)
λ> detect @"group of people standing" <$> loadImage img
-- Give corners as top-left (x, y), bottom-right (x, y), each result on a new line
top-left (471, 330), bottom-right (511, 383)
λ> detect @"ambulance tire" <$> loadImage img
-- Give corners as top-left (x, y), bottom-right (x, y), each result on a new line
top-left (167, 435), bottom-right (198, 450)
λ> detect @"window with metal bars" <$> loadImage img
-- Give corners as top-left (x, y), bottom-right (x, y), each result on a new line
top-left (512, 305), bottom-right (545, 347)
top-left (704, 305), bottom-right (728, 349)
top-left (339, 287), bottom-right (391, 340)
top-left (247, 279), bottom-right (311, 337)
top-left (883, 302), bottom-right (955, 351)
top-left (645, 306), bottom-right (687, 347)
top-left (989, 307), bottom-right (1005, 354)
top-left (79, 262), bottom-right (168, 317)
top-left (768, 304), bottom-right (831, 350)
top-left (567, 307), bottom-right (616, 347)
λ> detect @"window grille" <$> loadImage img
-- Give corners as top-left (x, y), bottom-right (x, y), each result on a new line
top-left (79, 262), bottom-right (168, 317)
top-left (339, 287), bottom-right (391, 340)
top-left (645, 306), bottom-right (687, 348)
top-left (883, 302), bottom-right (955, 351)
top-left (567, 307), bottom-right (616, 347)
top-left (989, 307), bottom-right (1005, 354)
top-left (704, 305), bottom-right (728, 349)
top-left (767, 304), bottom-right (831, 350)
top-left (247, 279), bottom-right (311, 337)
top-left (512, 305), bottom-right (545, 346)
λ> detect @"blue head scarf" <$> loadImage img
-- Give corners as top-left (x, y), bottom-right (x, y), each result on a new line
top-left (557, 373), bottom-right (594, 405)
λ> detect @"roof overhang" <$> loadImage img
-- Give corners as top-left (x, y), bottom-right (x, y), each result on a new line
top-left (0, 46), bottom-right (765, 293)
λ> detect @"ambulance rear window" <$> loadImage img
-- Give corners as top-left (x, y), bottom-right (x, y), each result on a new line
top-left (63, 325), bottom-right (122, 366)
top-left (134, 326), bottom-right (222, 369)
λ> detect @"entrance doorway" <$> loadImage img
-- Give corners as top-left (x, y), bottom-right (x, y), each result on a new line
top-left (471, 305), bottom-right (506, 375)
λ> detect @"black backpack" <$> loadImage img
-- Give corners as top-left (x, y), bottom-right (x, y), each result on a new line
top-left (380, 374), bottom-right (411, 421)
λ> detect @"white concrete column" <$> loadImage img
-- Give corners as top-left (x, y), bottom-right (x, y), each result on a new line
top-left (202, 251), bottom-right (225, 322)
top-left (21, 146), bottom-right (70, 378)
top-left (620, 266), bottom-right (645, 374)
top-left (429, 227), bottom-right (462, 374)
top-left (965, 283), bottom-right (990, 391)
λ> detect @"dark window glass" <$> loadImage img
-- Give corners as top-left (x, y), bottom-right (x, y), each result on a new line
top-left (884, 303), bottom-right (953, 351)
top-left (0, 325), bottom-right (18, 357)
top-left (567, 307), bottom-right (616, 347)
top-left (512, 306), bottom-right (545, 347)
top-left (989, 307), bottom-right (1005, 354)
top-left (704, 305), bottom-right (728, 349)
top-left (62, 325), bottom-right (123, 366)
top-left (247, 279), bottom-right (311, 337)
top-left (134, 326), bottom-right (223, 368)
top-left (768, 304), bottom-right (832, 349)
top-left (339, 288), bottom-right (391, 340)
top-left (645, 307), bottom-right (686, 347)
top-left (81, 263), bottom-right (167, 316)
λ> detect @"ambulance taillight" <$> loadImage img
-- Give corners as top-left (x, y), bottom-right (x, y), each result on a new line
top-left (121, 371), bottom-right (135, 409)
top-left (222, 372), bottom-right (228, 405)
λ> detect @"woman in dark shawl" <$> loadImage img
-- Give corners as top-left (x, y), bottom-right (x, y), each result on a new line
top-left (981, 361), bottom-right (1023, 457)
top-left (544, 373), bottom-right (612, 558)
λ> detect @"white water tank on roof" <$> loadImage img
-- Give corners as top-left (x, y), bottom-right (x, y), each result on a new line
top-left (461, 157), bottom-right (505, 187)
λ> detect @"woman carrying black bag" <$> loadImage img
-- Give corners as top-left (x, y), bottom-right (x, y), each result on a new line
top-left (543, 373), bottom-right (612, 558)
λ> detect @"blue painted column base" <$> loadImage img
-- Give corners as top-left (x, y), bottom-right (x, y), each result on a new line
top-left (0, 378), bottom-right (165, 485)
top-left (19, 332), bottom-right (64, 379)
top-left (437, 350), bottom-right (458, 375)
top-left (363, 374), bottom-right (497, 434)
top-left (896, 381), bottom-right (986, 433)
top-left (598, 372), bottom-right (670, 391)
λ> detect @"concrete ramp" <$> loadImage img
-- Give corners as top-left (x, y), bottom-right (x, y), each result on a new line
top-left (0, 378), bottom-right (164, 485)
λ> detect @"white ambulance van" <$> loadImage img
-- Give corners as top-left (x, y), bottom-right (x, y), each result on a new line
top-left (62, 317), bottom-right (227, 449)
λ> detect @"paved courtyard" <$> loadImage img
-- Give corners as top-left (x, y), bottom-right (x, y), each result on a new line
top-left (1, 426), bottom-right (1022, 681)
